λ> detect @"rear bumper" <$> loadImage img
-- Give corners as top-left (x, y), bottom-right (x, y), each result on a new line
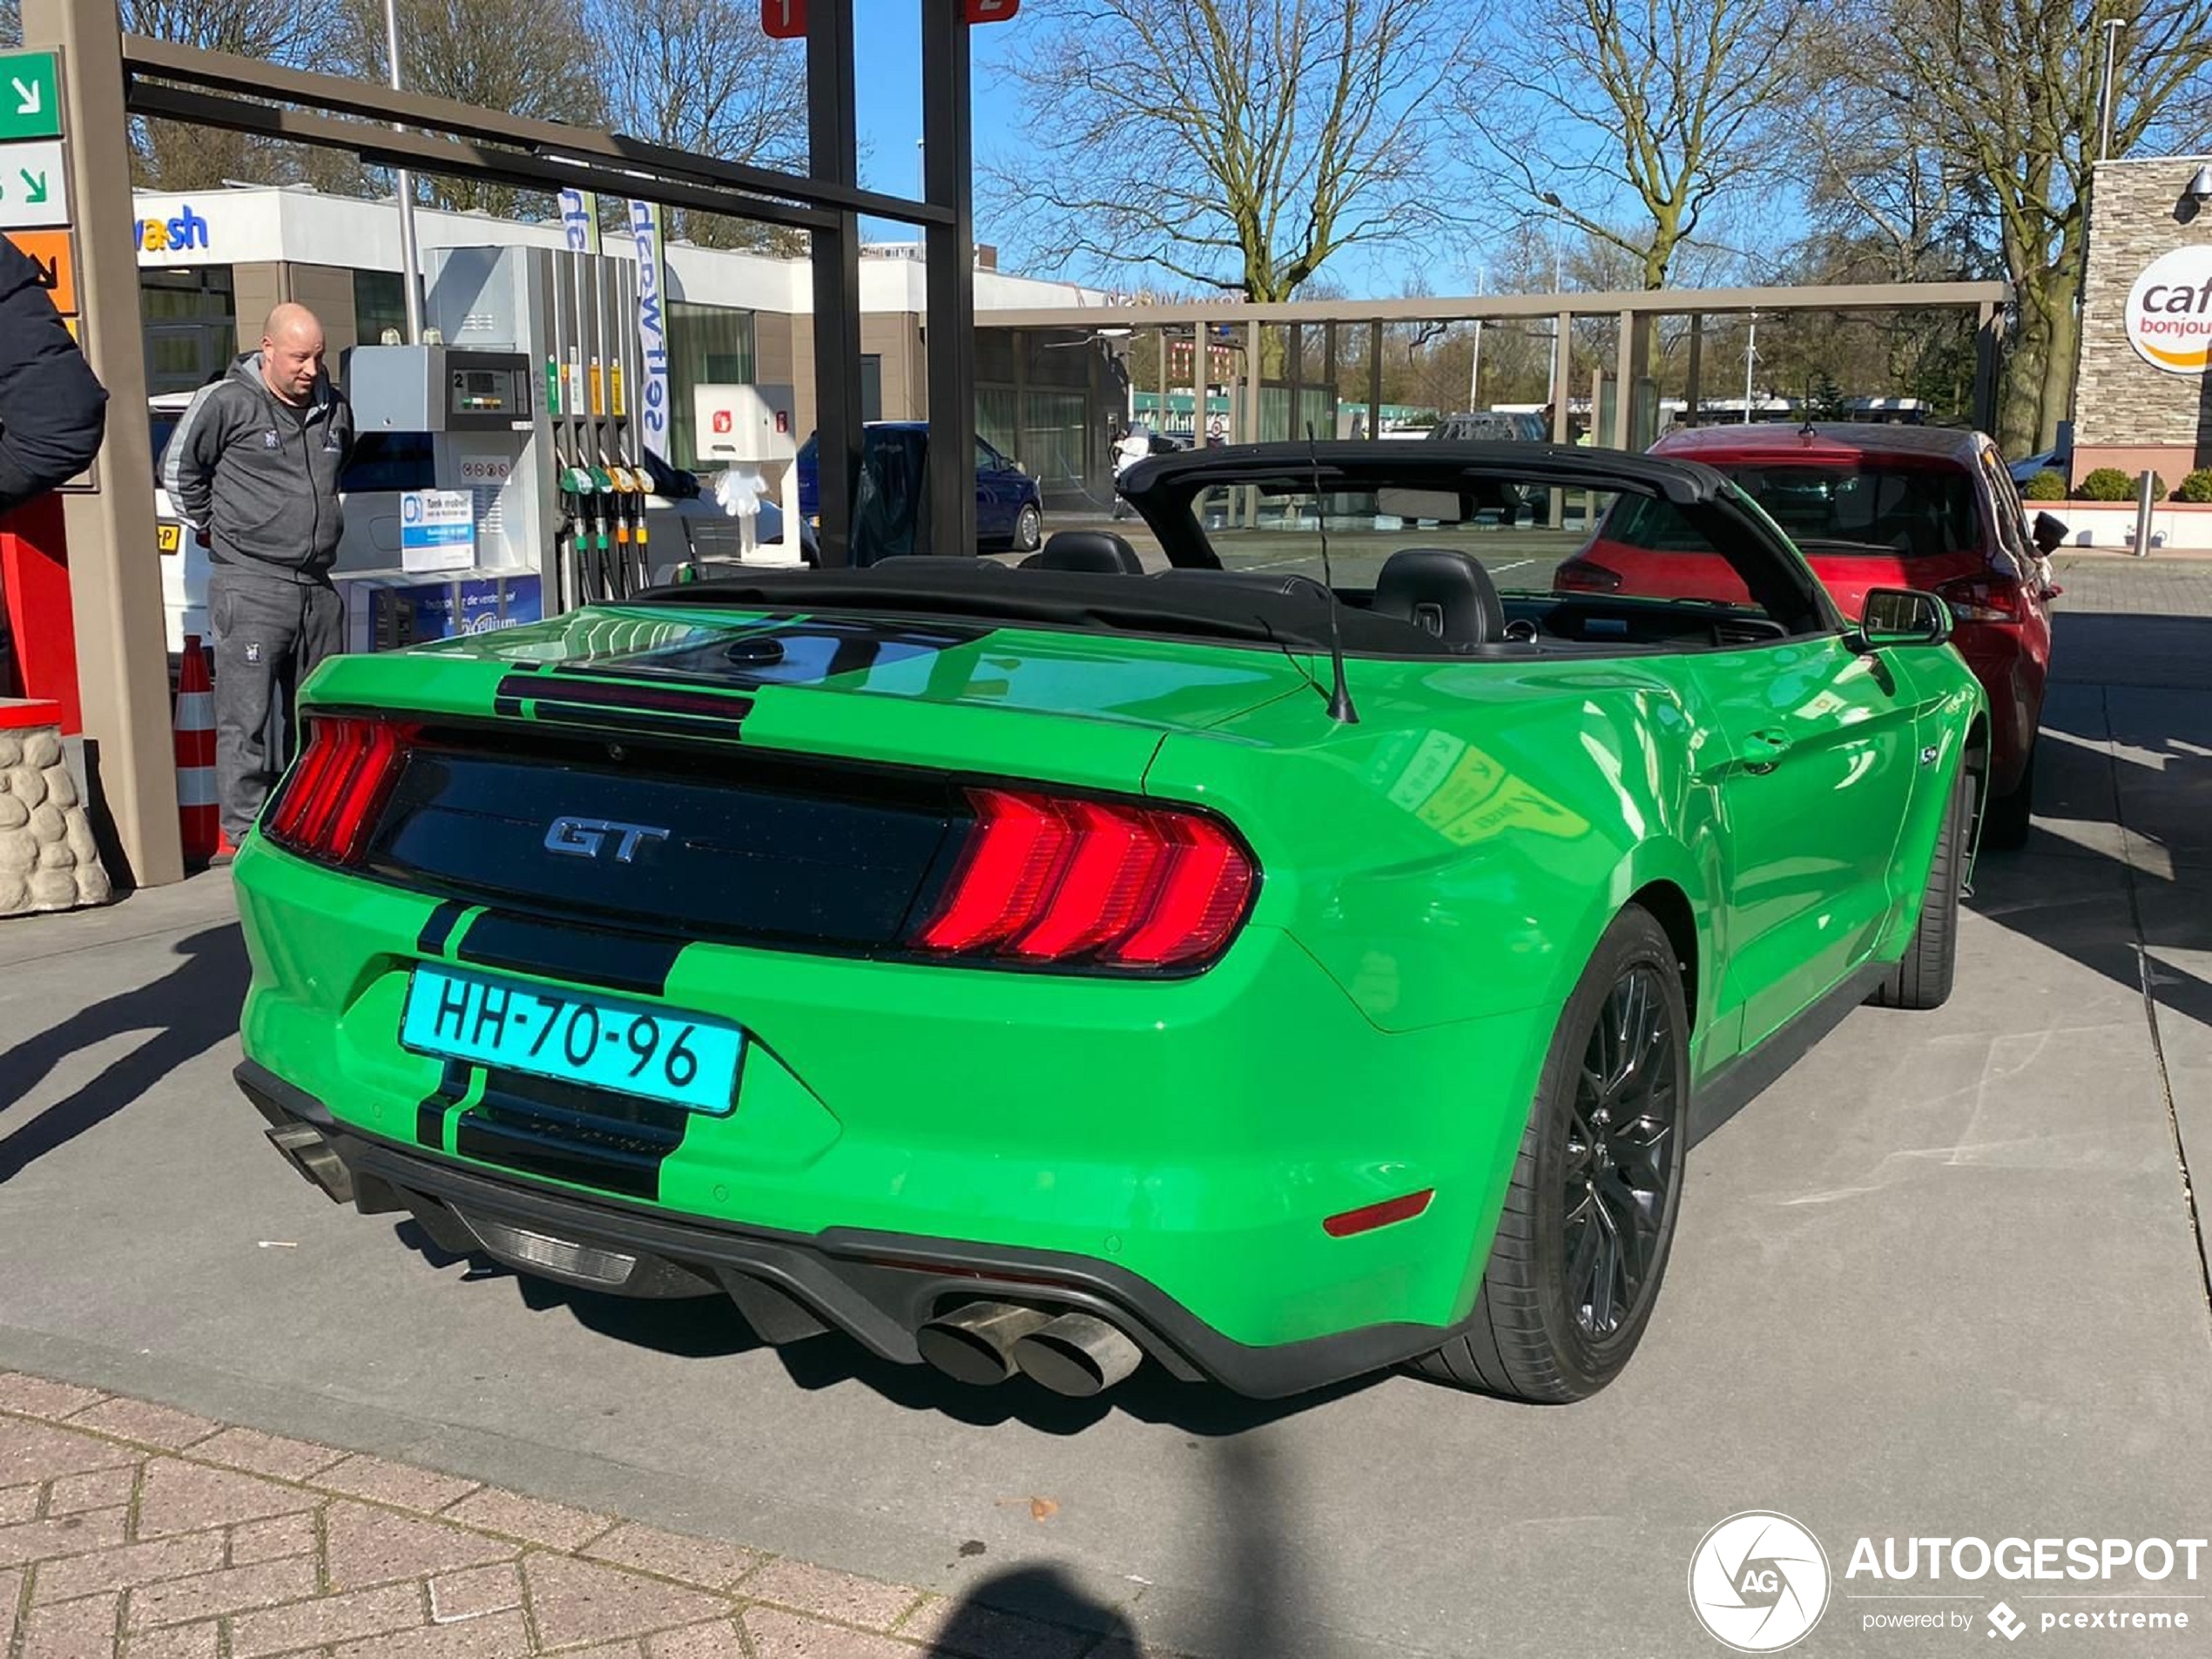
top-left (236, 1059), bottom-right (1460, 1399)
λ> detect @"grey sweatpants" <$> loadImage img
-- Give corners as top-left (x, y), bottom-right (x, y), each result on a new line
top-left (210, 567), bottom-right (344, 843)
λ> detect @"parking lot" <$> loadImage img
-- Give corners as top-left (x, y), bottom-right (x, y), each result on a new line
top-left (3, 553), bottom-right (2210, 1658)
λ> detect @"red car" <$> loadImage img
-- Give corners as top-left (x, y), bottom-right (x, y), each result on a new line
top-left (1557, 423), bottom-right (2059, 845)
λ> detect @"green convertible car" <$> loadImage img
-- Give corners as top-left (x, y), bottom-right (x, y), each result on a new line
top-left (234, 442), bottom-right (1986, 1405)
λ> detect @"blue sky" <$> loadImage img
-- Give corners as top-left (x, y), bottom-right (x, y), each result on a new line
top-left (849, 0), bottom-right (1026, 243)
top-left (834, 2), bottom-right (1803, 300)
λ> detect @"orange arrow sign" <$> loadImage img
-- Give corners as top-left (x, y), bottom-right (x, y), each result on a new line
top-left (6, 227), bottom-right (73, 314)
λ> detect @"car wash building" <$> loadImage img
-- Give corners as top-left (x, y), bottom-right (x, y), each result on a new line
top-left (129, 184), bottom-right (1125, 508)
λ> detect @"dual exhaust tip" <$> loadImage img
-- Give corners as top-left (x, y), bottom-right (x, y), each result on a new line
top-left (915, 1301), bottom-right (1144, 1398)
top-left (265, 1122), bottom-right (1143, 1397)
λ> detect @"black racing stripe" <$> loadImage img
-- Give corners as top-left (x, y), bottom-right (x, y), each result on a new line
top-left (494, 672), bottom-right (754, 725)
top-left (455, 1068), bottom-right (690, 1202)
top-left (415, 900), bottom-right (469, 957)
top-left (528, 705), bottom-right (749, 740)
top-left (415, 1058), bottom-right (469, 1150)
top-left (455, 911), bottom-right (683, 996)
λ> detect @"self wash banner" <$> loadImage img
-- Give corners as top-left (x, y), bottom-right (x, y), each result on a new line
top-left (557, 189), bottom-right (600, 254)
top-left (629, 199), bottom-right (671, 461)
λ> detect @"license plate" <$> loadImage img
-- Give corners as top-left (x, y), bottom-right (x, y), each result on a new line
top-left (156, 523), bottom-right (181, 554)
top-left (400, 965), bottom-right (742, 1114)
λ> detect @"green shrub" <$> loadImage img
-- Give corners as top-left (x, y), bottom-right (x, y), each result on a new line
top-left (2175, 469), bottom-right (2212, 504)
top-left (2021, 469), bottom-right (2066, 501)
top-left (2076, 467), bottom-right (2167, 502)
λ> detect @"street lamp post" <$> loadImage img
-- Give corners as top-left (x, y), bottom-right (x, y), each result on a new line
top-left (1743, 312), bottom-right (1757, 424)
top-left (2098, 17), bottom-right (2124, 161)
top-left (383, 0), bottom-right (423, 341)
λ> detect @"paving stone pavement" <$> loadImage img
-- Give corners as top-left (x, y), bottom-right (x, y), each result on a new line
top-left (0, 1373), bottom-right (1155, 1659)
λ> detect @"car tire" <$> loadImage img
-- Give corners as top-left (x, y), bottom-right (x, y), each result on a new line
top-left (1867, 761), bottom-right (1969, 1012)
top-left (1014, 503), bottom-right (1043, 552)
top-left (1414, 904), bottom-right (1689, 1403)
top-left (1980, 743), bottom-right (2034, 850)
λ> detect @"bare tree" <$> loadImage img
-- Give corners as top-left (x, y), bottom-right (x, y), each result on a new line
top-left (1817, 0), bottom-right (2212, 452)
top-left (986, 0), bottom-right (1477, 302)
top-left (591, 0), bottom-right (809, 252)
top-left (331, 0), bottom-right (604, 216)
top-left (54, 0), bottom-right (343, 188)
top-left (1462, 0), bottom-right (1808, 289)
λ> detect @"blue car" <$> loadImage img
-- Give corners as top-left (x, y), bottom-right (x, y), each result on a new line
top-left (797, 422), bottom-right (1045, 552)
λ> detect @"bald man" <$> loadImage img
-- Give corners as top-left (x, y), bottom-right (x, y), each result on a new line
top-left (162, 304), bottom-right (354, 863)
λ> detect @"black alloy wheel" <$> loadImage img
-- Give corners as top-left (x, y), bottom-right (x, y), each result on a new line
top-left (1561, 965), bottom-right (1679, 1339)
top-left (1415, 904), bottom-right (1691, 1402)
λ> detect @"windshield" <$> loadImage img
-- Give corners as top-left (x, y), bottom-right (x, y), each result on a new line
top-left (1187, 476), bottom-right (1777, 616)
top-left (1711, 462), bottom-right (1979, 556)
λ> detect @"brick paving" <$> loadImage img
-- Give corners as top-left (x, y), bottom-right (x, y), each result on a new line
top-left (0, 1375), bottom-right (1149, 1659)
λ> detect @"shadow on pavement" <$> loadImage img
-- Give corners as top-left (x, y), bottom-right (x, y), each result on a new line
top-left (0, 922), bottom-right (246, 1183)
top-left (921, 1564), bottom-right (1143, 1656)
top-left (386, 1216), bottom-right (1380, 1435)
top-left (1968, 610), bottom-right (2212, 1026)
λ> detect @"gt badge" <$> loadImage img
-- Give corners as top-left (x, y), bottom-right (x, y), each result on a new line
top-left (543, 816), bottom-right (670, 863)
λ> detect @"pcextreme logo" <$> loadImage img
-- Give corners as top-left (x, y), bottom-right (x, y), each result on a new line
top-left (1688, 1512), bottom-right (1831, 1652)
top-left (2125, 246), bottom-right (2212, 374)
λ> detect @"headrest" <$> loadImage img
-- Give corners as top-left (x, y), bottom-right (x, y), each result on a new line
top-left (1025, 530), bottom-right (1143, 574)
top-left (1373, 548), bottom-right (1505, 645)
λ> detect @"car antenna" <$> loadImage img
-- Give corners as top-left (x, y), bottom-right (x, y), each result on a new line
top-left (1306, 425), bottom-right (1358, 725)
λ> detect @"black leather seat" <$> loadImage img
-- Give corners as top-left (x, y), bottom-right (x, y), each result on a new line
top-left (1373, 549), bottom-right (1506, 645)
top-left (1023, 530), bottom-right (1143, 574)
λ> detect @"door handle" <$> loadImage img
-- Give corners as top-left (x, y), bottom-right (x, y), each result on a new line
top-left (1738, 731), bottom-right (1791, 773)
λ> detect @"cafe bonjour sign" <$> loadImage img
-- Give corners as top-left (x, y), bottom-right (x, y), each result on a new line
top-left (2126, 245), bottom-right (2212, 374)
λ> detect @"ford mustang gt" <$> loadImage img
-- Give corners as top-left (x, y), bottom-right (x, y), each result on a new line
top-left (233, 442), bottom-right (1986, 1404)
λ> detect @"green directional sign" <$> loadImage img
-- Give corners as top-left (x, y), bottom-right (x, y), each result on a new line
top-left (0, 51), bottom-right (59, 142)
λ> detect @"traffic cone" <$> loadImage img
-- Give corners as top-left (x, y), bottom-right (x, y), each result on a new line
top-left (175, 634), bottom-right (219, 866)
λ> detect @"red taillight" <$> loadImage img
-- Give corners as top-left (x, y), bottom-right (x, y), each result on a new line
top-left (1935, 574), bottom-right (2022, 623)
top-left (1554, 557), bottom-right (1622, 593)
top-left (266, 717), bottom-right (415, 865)
top-left (914, 788), bottom-right (1069, 954)
top-left (915, 787), bottom-right (1255, 971)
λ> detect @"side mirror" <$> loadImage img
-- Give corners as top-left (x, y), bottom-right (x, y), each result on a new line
top-left (2031, 510), bottom-right (2067, 554)
top-left (1857, 588), bottom-right (1952, 649)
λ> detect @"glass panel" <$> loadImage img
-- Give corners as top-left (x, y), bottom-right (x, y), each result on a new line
top-left (862, 354), bottom-right (883, 423)
top-left (666, 301), bottom-right (757, 471)
top-left (1713, 462), bottom-right (1979, 556)
top-left (353, 270), bottom-right (407, 347)
top-left (1190, 477), bottom-right (1783, 626)
top-left (976, 388), bottom-right (1017, 455)
top-left (1018, 389), bottom-right (1086, 500)
top-left (973, 329), bottom-right (1017, 383)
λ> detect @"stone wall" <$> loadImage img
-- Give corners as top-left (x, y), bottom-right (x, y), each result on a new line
top-left (0, 725), bottom-right (112, 915)
top-left (2076, 156), bottom-right (2212, 479)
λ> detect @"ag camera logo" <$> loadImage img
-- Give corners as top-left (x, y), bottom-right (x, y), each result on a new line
top-left (1689, 1512), bottom-right (1831, 1652)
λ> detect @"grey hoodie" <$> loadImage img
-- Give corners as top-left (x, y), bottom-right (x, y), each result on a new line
top-left (161, 352), bottom-right (354, 582)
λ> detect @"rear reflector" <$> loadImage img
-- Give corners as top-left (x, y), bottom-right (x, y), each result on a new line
top-left (1322, 1189), bottom-right (1435, 1238)
top-left (265, 716), bottom-right (417, 866)
top-left (914, 786), bottom-right (1255, 972)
